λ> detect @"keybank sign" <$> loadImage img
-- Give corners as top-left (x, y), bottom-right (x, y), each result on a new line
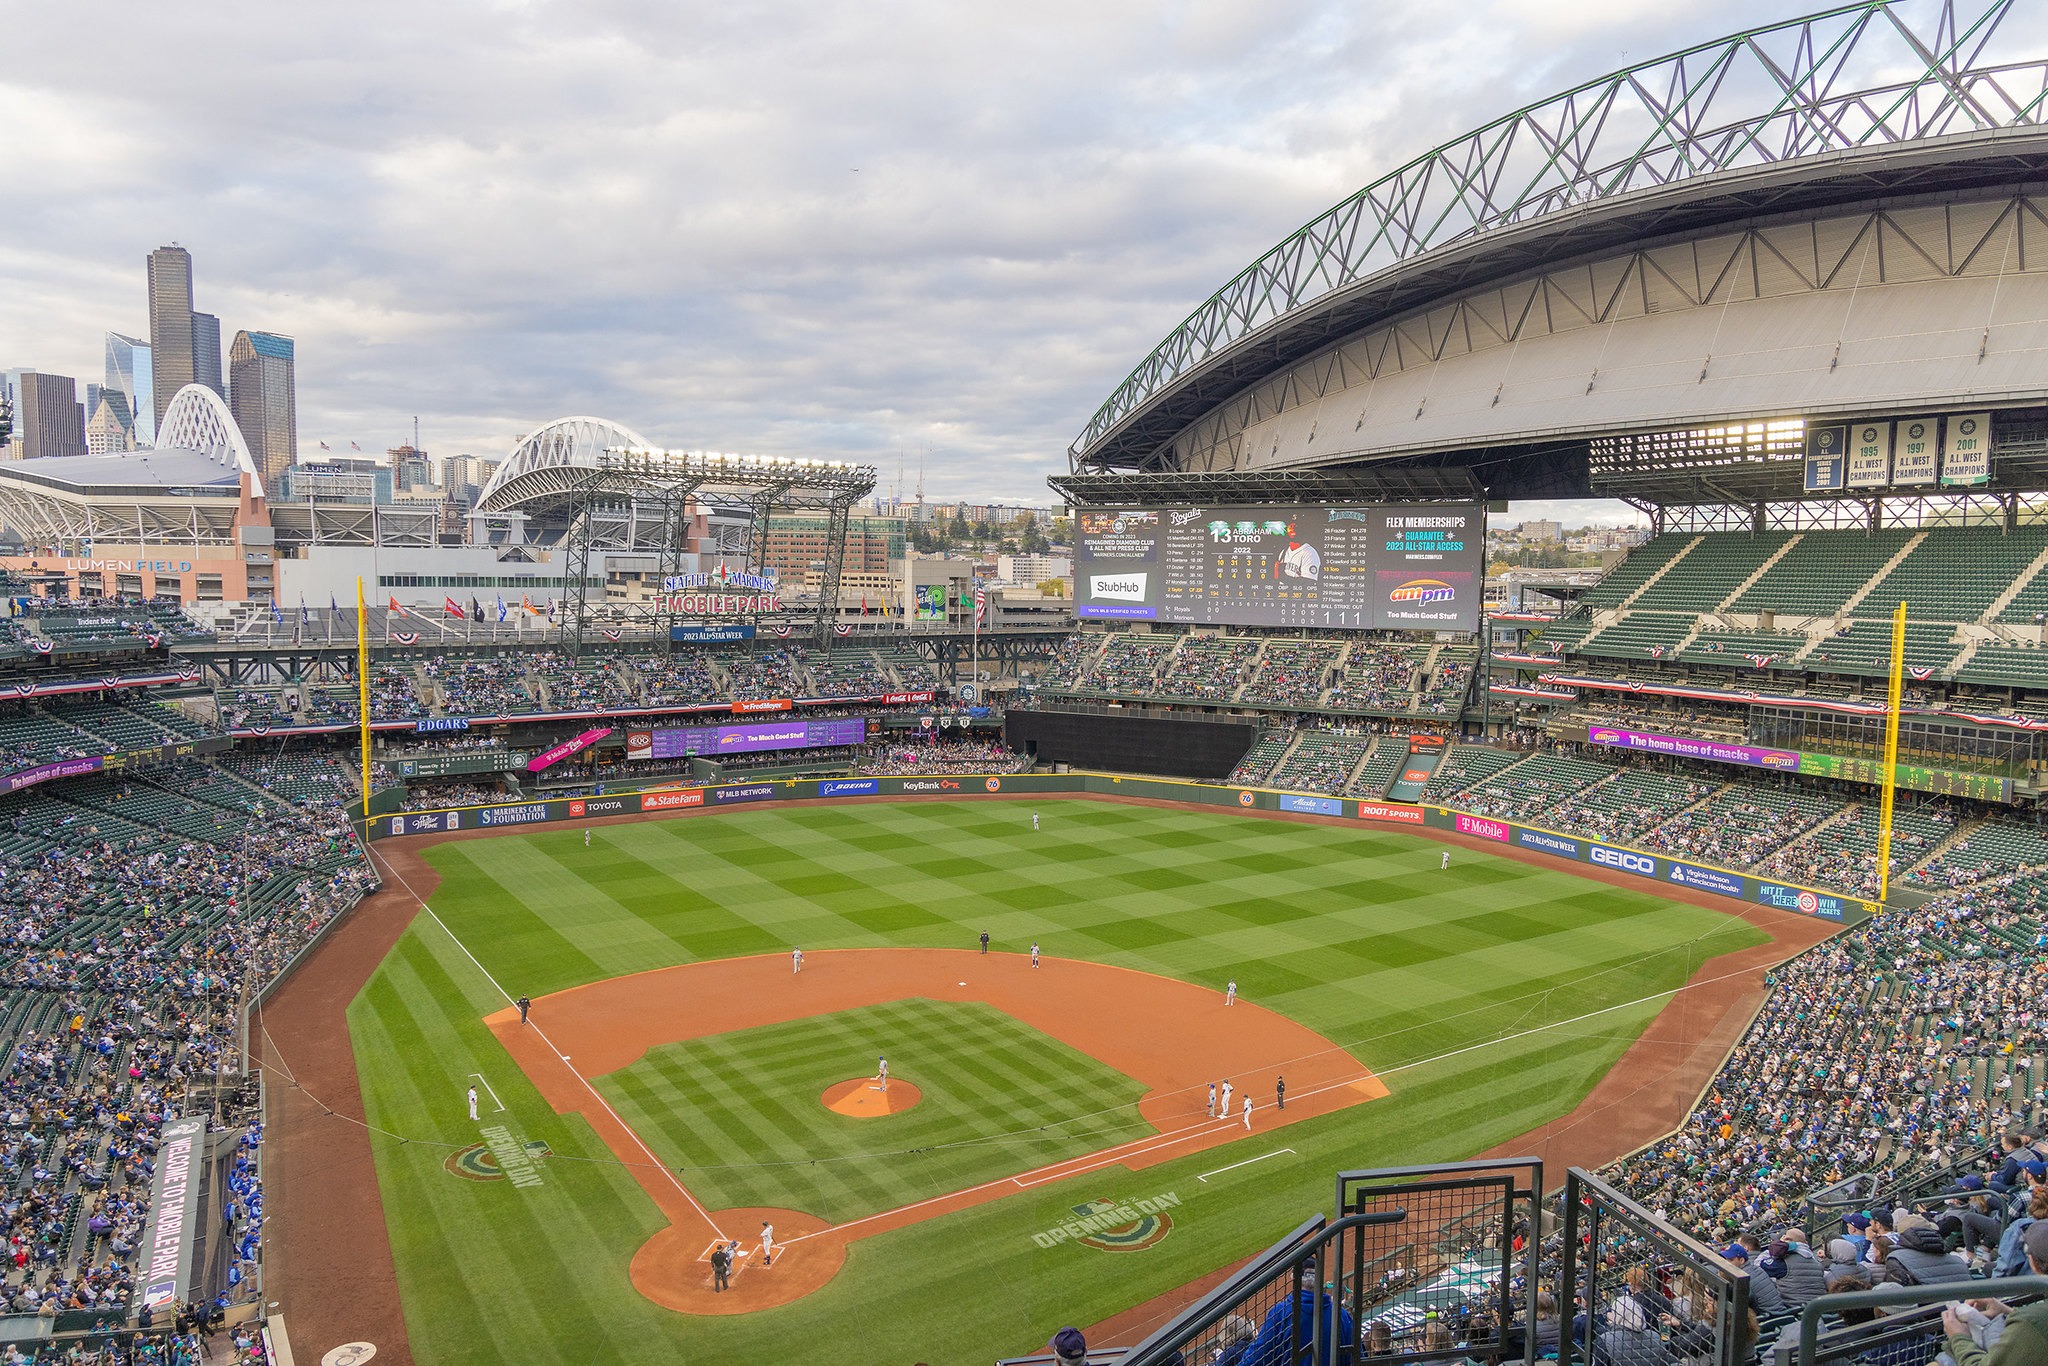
top-left (1589, 845), bottom-right (1656, 877)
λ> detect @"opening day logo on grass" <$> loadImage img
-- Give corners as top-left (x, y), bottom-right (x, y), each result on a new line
top-left (445, 1130), bottom-right (552, 1186)
top-left (1031, 1191), bottom-right (1181, 1251)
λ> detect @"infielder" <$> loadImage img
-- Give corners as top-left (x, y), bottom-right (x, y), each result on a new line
top-left (792, 947), bottom-right (804, 974)
top-left (979, 930), bottom-right (990, 954)
top-left (1030, 942), bottom-right (1040, 968)
top-left (466, 1085), bottom-right (478, 1121)
top-left (1241, 1094), bottom-right (1253, 1129)
top-left (877, 1055), bottom-right (888, 1091)
top-left (1225, 979), bottom-right (1237, 1006)
top-left (1219, 1079), bottom-right (1233, 1116)
top-left (760, 1222), bottom-right (775, 1267)
top-left (1206, 1083), bottom-right (1216, 1117)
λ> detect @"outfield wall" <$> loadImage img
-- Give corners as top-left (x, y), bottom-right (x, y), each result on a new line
top-left (365, 774), bottom-right (1876, 925)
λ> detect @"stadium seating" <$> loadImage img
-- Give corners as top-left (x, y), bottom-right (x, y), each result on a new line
top-left (1575, 611), bottom-right (1696, 662)
top-left (1802, 620), bottom-right (1962, 677)
top-left (1548, 765), bottom-right (1718, 843)
top-left (1626, 531), bottom-right (1792, 613)
top-left (1578, 535), bottom-right (1698, 609)
top-left (1418, 744), bottom-right (1527, 803)
top-left (1158, 635), bottom-right (1262, 702)
top-left (1227, 731), bottom-right (1295, 786)
top-left (1643, 782), bottom-right (1845, 868)
top-left (1236, 640), bottom-right (1342, 707)
top-left (1326, 643), bottom-right (1428, 713)
top-left (1267, 730), bottom-right (1373, 794)
top-left (1345, 737), bottom-right (1408, 796)
top-left (1730, 529), bottom-right (1916, 617)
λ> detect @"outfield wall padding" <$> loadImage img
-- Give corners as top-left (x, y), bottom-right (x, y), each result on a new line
top-left (1002, 710), bottom-right (1257, 779)
top-left (365, 774), bottom-right (1874, 926)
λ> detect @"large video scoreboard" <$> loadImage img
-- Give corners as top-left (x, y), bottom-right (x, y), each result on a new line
top-left (1074, 502), bottom-right (1484, 632)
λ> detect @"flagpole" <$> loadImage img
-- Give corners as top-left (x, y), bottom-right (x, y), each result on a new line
top-left (356, 576), bottom-right (371, 823)
top-left (1876, 599), bottom-right (1907, 905)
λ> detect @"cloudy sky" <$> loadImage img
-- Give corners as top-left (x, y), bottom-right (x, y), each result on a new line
top-left (0, 0), bottom-right (2014, 516)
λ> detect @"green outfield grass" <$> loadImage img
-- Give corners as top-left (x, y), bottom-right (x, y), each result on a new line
top-left (348, 798), bottom-right (1770, 1366)
top-left (597, 999), bottom-right (1148, 1222)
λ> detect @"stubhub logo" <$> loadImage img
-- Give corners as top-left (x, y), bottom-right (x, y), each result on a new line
top-left (1091, 574), bottom-right (1147, 602)
top-left (1589, 845), bottom-right (1656, 876)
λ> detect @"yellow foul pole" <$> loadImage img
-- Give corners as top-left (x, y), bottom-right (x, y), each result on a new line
top-left (1876, 600), bottom-right (1906, 904)
top-left (357, 576), bottom-right (372, 818)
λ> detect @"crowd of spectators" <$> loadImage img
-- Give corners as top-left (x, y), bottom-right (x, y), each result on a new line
top-left (1326, 644), bottom-right (1426, 713)
top-left (0, 760), bottom-right (374, 1329)
top-left (851, 739), bottom-right (1024, 775)
top-left (424, 655), bottom-right (533, 717)
top-left (1237, 641), bottom-right (1342, 707)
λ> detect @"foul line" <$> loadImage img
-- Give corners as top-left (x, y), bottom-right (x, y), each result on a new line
top-left (367, 843), bottom-right (729, 1241)
top-left (1198, 1149), bottom-right (1294, 1183)
top-left (468, 1072), bottom-right (506, 1114)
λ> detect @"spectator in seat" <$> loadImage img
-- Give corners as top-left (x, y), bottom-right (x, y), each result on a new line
top-left (1941, 1222), bottom-right (2048, 1366)
top-left (1993, 1184), bottom-right (2048, 1278)
top-left (1244, 1257), bottom-right (1355, 1366)
top-left (1723, 1243), bottom-right (1785, 1317)
top-left (1823, 1235), bottom-right (1865, 1288)
top-left (1595, 1295), bottom-right (1670, 1366)
top-left (1991, 1134), bottom-right (2047, 1195)
top-left (1211, 1315), bottom-right (1258, 1366)
top-left (1881, 1212), bottom-right (1971, 1285)
top-left (1769, 1229), bottom-right (1828, 1306)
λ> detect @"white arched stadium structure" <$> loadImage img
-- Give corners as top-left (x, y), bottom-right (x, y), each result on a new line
top-left (474, 416), bottom-right (654, 514)
top-left (1059, 0), bottom-right (2048, 529)
top-left (157, 384), bottom-right (266, 500)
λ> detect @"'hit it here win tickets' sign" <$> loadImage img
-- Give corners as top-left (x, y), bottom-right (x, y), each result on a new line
top-left (1074, 502), bottom-right (1483, 632)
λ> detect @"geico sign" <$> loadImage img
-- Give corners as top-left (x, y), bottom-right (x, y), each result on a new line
top-left (1589, 845), bottom-right (1656, 876)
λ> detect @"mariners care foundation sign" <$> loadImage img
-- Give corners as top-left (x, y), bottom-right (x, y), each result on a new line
top-left (139, 1115), bottom-right (208, 1310)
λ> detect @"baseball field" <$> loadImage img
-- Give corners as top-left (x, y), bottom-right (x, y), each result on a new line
top-left (338, 796), bottom-right (1776, 1365)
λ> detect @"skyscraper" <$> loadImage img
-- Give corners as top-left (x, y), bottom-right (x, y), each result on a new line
top-left (191, 312), bottom-right (223, 398)
top-left (13, 372), bottom-right (87, 460)
top-left (147, 246), bottom-right (194, 429)
top-left (228, 330), bottom-right (296, 487)
top-left (85, 395), bottom-right (130, 455)
top-left (105, 332), bottom-right (153, 446)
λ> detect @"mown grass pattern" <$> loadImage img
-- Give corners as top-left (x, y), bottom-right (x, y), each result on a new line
top-left (348, 798), bottom-right (1766, 1366)
top-left (597, 999), bottom-right (1149, 1223)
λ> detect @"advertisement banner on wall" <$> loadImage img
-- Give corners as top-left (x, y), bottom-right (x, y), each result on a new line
top-left (630, 717), bottom-right (865, 760)
top-left (1891, 417), bottom-right (1938, 485)
top-left (1454, 814), bottom-right (1510, 842)
top-left (1278, 794), bottom-right (1343, 816)
top-left (640, 789), bottom-right (706, 811)
top-left (1941, 411), bottom-right (1991, 485)
top-left (914, 584), bottom-right (948, 621)
top-left (1846, 421), bottom-right (1893, 488)
top-left (1585, 726), bottom-right (1802, 772)
top-left (1665, 862), bottom-right (1746, 897)
top-left (1516, 828), bottom-right (1579, 857)
top-left (671, 624), bottom-right (756, 643)
top-left (527, 727), bottom-right (613, 773)
top-left (138, 1116), bottom-right (207, 1309)
top-left (1356, 801), bottom-right (1426, 824)
top-left (1754, 882), bottom-right (1850, 920)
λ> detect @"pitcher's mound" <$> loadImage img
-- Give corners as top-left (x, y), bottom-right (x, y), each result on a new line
top-left (822, 1078), bottom-right (921, 1117)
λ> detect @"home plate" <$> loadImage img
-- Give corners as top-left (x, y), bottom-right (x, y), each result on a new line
top-left (957, 981), bottom-right (966, 985)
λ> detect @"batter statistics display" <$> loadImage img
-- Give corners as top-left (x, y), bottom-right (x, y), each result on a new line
top-left (1075, 503), bottom-right (1484, 632)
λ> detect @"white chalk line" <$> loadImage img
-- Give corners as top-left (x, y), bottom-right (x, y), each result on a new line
top-left (468, 1071), bottom-right (506, 1113)
top-left (1198, 1149), bottom-right (1294, 1183)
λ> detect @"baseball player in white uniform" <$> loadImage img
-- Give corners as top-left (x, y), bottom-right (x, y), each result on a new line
top-left (760, 1222), bottom-right (775, 1267)
top-left (792, 947), bottom-right (803, 974)
top-left (1030, 942), bottom-right (1040, 968)
top-left (1219, 1079), bottom-right (1233, 1116)
top-left (466, 1085), bottom-right (478, 1120)
top-left (1225, 979), bottom-right (1237, 1006)
top-left (1033, 812), bottom-right (1039, 831)
top-left (1241, 1094), bottom-right (1253, 1129)
top-left (877, 1055), bottom-right (888, 1091)
top-left (1441, 850), bottom-right (1450, 870)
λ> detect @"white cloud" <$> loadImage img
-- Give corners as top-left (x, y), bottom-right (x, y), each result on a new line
top-left (0, 0), bottom-right (1995, 503)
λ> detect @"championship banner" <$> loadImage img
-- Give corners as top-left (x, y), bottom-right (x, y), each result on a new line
top-left (1891, 417), bottom-right (1937, 485)
top-left (138, 1116), bottom-right (207, 1310)
top-left (1845, 421), bottom-right (1892, 488)
top-left (1941, 411), bottom-right (1991, 485)
top-left (1805, 425), bottom-right (1847, 491)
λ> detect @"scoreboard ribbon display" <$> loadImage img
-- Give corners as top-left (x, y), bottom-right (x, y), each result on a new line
top-left (1075, 502), bottom-right (1484, 631)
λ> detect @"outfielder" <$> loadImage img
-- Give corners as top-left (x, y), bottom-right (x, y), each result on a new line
top-left (1441, 850), bottom-right (1450, 870)
top-left (1225, 979), bottom-right (1237, 1006)
top-left (466, 1085), bottom-right (478, 1121)
top-left (1030, 942), bottom-right (1040, 968)
top-left (792, 947), bottom-right (804, 974)
top-left (1033, 812), bottom-right (1040, 831)
top-left (585, 829), bottom-right (592, 847)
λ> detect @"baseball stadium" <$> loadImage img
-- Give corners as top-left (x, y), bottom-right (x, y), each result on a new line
top-left (6, 4), bottom-right (2048, 1366)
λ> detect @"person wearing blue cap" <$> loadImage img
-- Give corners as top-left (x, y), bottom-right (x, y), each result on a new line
top-left (1722, 1241), bottom-right (1786, 1317)
top-left (1050, 1326), bottom-right (1088, 1365)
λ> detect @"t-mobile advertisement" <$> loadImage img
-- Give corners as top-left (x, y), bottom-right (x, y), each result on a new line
top-left (627, 717), bottom-right (867, 761)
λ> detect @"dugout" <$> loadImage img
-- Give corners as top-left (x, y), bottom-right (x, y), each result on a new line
top-left (1004, 707), bottom-right (1256, 779)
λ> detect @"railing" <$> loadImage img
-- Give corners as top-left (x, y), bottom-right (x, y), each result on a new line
top-left (1788, 1276), bottom-right (2048, 1366)
top-left (1559, 1167), bottom-right (1752, 1366)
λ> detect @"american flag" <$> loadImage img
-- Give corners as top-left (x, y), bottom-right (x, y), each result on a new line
top-left (973, 586), bottom-right (987, 622)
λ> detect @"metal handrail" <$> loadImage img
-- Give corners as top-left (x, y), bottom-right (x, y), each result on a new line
top-left (1794, 1275), bottom-right (2048, 1366)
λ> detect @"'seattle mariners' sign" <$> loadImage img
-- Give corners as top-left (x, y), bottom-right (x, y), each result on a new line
top-left (139, 1115), bottom-right (208, 1309)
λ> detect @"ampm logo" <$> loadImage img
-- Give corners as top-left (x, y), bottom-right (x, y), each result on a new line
top-left (1590, 845), bottom-right (1657, 876)
top-left (1388, 578), bottom-right (1456, 604)
top-left (1090, 574), bottom-right (1147, 602)
top-left (1031, 1191), bottom-right (1180, 1251)
top-left (1589, 729), bottom-right (1623, 745)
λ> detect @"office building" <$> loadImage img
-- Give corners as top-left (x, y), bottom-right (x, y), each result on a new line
top-left (191, 312), bottom-right (223, 398)
top-left (387, 445), bottom-right (433, 492)
top-left (229, 330), bottom-right (296, 487)
top-left (13, 372), bottom-right (87, 460)
top-left (997, 553), bottom-right (1072, 585)
top-left (275, 459), bottom-right (394, 504)
top-left (105, 332), bottom-right (153, 446)
top-left (760, 515), bottom-right (904, 578)
top-left (85, 396), bottom-right (131, 455)
top-left (146, 247), bottom-right (194, 428)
